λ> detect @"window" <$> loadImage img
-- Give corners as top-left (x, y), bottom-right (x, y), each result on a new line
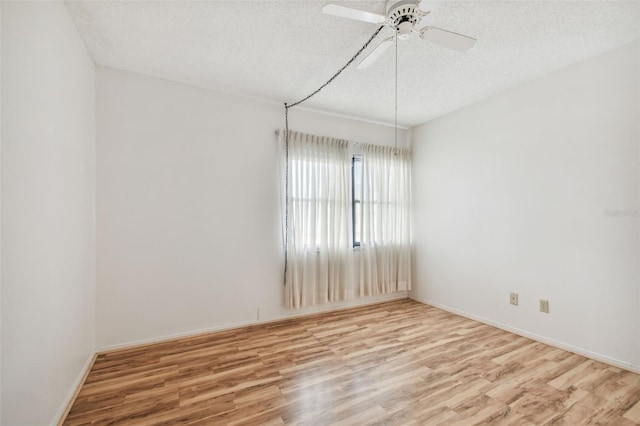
top-left (281, 130), bottom-right (412, 308)
top-left (352, 154), bottom-right (362, 248)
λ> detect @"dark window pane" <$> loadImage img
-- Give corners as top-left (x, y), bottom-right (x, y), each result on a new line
top-left (352, 155), bottom-right (362, 247)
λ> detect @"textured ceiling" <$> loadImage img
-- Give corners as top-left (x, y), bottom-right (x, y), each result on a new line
top-left (65, 0), bottom-right (640, 127)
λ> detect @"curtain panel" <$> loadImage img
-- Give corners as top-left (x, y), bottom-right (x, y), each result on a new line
top-left (280, 131), bottom-right (353, 308)
top-left (358, 144), bottom-right (412, 296)
top-left (280, 130), bottom-right (412, 309)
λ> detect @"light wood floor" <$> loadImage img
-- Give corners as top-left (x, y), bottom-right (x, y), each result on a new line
top-left (64, 299), bottom-right (640, 425)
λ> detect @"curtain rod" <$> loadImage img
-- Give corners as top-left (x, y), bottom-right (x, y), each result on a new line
top-left (273, 130), bottom-right (410, 152)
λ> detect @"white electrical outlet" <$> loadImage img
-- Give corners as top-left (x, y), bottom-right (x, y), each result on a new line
top-left (539, 299), bottom-right (549, 313)
top-left (510, 293), bottom-right (518, 306)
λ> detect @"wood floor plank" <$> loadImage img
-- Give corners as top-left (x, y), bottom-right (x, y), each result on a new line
top-left (63, 299), bottom-right (640, 425)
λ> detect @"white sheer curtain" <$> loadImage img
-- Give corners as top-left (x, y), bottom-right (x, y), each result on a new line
top-left (280, 130), bottom-right (353, 309)
top-left (280, 130), bottom-right (412, 309)
top-left (357, 144), bottom-right (412, 296)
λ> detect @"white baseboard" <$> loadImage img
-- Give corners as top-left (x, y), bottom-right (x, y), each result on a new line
top-left (410, 296), bottom-right (640, 374)
top-left (98, 292), bottom-right (409, 353)
top-left (53, 351), bottom-right (97, 426)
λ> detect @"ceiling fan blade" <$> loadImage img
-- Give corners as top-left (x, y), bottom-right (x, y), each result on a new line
top-left (356, 37), bottom-right (394, 69)
top-left (322, 4), bottom-right (386, 24)
top-left (419, 0), bottom-right (446, 13)
top-left (421, 26), bottom-right (477, 51)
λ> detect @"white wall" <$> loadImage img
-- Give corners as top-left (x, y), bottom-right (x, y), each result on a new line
top-left (1, 3), bottom-right (3, 422)
top-left (96, 67), bottom-right (408, 349)
top-left (1, 2), bottom-right (96, 425)
top-left (412, 42), bottom-right (639, 369)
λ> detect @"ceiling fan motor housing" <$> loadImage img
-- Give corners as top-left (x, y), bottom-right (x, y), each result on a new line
top-left (386, 0), bottom-right (423, 26)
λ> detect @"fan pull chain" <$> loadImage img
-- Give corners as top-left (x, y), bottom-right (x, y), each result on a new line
top-left (282, 25), bottom-right (384, 287)
top-left (395, 31), bottom-right (398, 151)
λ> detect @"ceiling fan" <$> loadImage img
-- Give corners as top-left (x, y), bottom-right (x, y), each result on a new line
top-left (322, 0), bottom-right (477, 69)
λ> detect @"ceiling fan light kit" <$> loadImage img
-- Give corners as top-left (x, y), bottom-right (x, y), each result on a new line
top-left (323, 0), bottom-right (477, 68)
